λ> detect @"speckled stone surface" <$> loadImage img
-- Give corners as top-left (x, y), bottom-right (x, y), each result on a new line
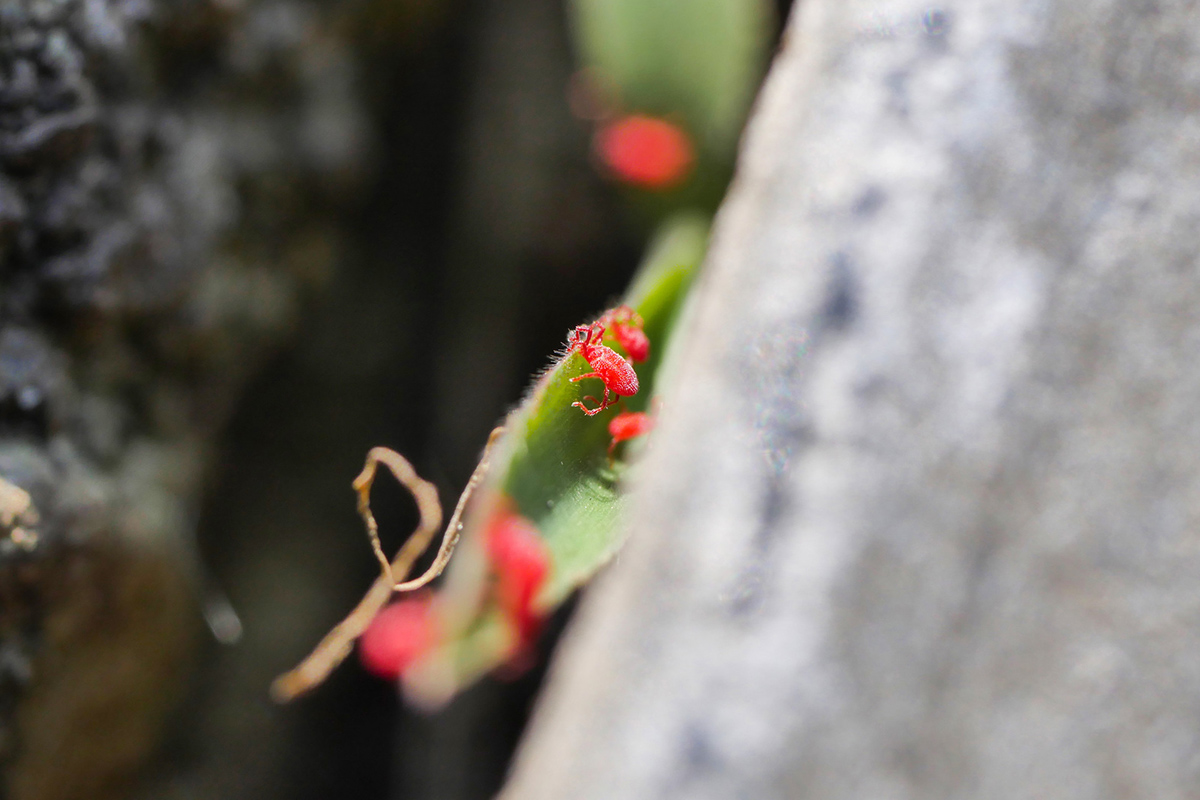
top-left (503, 2), bottom-right (1200, 798)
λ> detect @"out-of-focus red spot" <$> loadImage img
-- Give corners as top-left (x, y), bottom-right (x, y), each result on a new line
top-left (595, 115), bottom-right (694, 189)
top-left (614, 323), bottom-right (650, 362)
top-left (603, 305), bottom-right (650, 362)
top-left (358, 596), bottom-right (437, 680)
top-left (488, 512), bottom-right (551, 625)
top-left (608, 410), bottom-right (654, 442)
top-left (486, 509), bottom-right (552, 677)
top-left (607, 410), bottom-right (655, 458)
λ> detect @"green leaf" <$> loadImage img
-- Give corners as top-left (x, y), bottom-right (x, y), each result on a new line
top-left (404, 212), bottom-right (709, 706)
top-left (570, 0), bottom-right (774, 157)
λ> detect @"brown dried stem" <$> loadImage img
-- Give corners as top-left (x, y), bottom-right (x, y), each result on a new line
top-left (270, 427), bottom-right (505, 702)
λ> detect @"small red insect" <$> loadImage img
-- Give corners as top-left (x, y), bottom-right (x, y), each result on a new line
top-left (607, 410), bottom-right (655, 458)
top-left (602, 305), bottom-right (649, 363)
top-left (358, 595), bottom-right (438, 680)
top-left (568, 321), bottom-right (639, 415)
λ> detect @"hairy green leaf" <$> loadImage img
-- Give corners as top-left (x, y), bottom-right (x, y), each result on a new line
top-left (404, 212), bottom-right (709, 706)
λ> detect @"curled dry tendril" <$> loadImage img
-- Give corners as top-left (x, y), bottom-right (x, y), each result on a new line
top-left (270, 427), bottom-right (505, 703)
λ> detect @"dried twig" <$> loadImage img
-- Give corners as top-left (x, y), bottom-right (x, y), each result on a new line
top-left (270, 427), bottom-right (504, 702)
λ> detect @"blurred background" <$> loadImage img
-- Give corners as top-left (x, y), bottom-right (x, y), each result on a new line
top-left (0, 0), bottom-right (789, 797)
top-left (183, 2), bottom-right (794, 797)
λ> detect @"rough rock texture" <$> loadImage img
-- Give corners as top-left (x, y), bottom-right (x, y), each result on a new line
top-left (502, 1), bottom-right (1200, 798)
top-left (0, 0), bottom-right (366, 795)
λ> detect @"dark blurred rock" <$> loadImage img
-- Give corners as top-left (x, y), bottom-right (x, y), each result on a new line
top-left (503, 2), bottom-right (1200, 799)
top-left (0, 176), bottom-right (28, 253)
top-left (0, 328), bottom-right (67, 439)
top-left (0, 0), bottom-right (369, 794)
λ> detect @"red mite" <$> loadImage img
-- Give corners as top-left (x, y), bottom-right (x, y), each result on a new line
top-left (602, 305), bottom-right (649, 363)
top-left (568, 321), bottom-right (639, 415)
top-left (607, 410), bottom-right (655, 458)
